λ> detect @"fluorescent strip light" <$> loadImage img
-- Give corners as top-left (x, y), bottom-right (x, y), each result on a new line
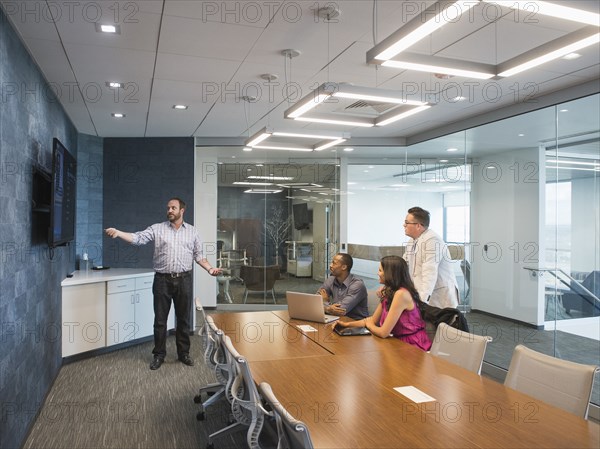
top-left (546, 159), bottom-right (599, 166)
top-left (272, 131), bottom-right (342, 140)
top-left (314, 138), bottom-right (346, 152)
top-left (246, 128), bottom-right (272, 147)
top-left (287, 94), bottom-right (330, 118)
top-left (248, 176), bottom-right (295, 180)
top-left (252, 145), bottom-right (313, 152)
top-left (295, 117), bottom-right (374, 127)
top-left (498, 32), bottom-right (600, 77)
top-left (372, 1), bottom-right (478, 60)
top-left (382, 60), bottom-right (494, 79)
top-left (376, 105), bottom-right (431, 126)
top-left (483, 1), bottom-right (600, 26)
top-left (546, 166), bottom-right (600, 172)
top-left (233, 182), bottom-right (274, 186)
top-left (244, 189), bottom-right (283, 194)
top-left (332, 91), bottom-right (426, 106)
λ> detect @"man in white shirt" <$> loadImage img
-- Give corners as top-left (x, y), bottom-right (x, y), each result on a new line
top-left (402, 207), bottom-right (459, 309)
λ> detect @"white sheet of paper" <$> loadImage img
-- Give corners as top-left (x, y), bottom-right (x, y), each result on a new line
top-left (297, 324), bottom-right (317, 332)
top-left (393, 386), bottom-right (436, 403)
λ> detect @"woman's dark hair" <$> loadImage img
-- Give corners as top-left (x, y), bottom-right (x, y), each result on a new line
top-left (380, 255), bottom-right (420, 309)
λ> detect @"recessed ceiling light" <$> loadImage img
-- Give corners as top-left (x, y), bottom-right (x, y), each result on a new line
top-left (343, 147), bottom-right (354, 152)
top-left (440, 159), bottom-right (449, 163)
top-left (242, 147), bottom-right (252, 152)
top-left (518, 133), bottom-right (525, 137)
top-left (95, 23), bottom-right (120, 34)
top-left (173, 105), bottom-right (188, 110)
top-left (446, 148), bottom-right (458, 152)
top-left (111, 113), bottom-right (125, 118)
top-left (563, 53), bottom-right (581, 60)
top-left (106, 82), bottom-right (124, 88)
top-left (452, 96), bottom-right (466, 102)
top-left (560, 109), bottom-right (568, 112)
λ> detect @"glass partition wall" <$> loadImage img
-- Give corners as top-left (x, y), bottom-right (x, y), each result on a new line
top-left (344, 93), bottom-right (599, 409)
top-left (207, 93), bottom-right (599, 410)
top-left (215, 150), bottom-right (340, 308)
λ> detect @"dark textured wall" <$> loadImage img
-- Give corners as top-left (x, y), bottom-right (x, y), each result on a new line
top-left (76, 133), bottom-right (103, 267)
top-left (102, 138), bottom-right (194, 268)
top-left (0, 8), bottom-right (78, 448)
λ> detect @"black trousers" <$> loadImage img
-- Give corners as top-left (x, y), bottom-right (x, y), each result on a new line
top-left (152, 272), bottom-right (192, 359)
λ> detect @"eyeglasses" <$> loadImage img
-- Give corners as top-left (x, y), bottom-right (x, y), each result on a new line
top-left (404, 221), bottom-right (420, 226)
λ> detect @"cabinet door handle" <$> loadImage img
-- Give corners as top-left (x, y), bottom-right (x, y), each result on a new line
top-left (136, 293), bottom-right (140, 303)
top-left (131, 294), bottom-right (135, 304)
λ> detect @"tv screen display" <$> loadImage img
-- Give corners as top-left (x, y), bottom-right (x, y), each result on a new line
top-left (50, 138), bottom-right (76, 248)
top-left (293, 203), bottom-right (310, 230)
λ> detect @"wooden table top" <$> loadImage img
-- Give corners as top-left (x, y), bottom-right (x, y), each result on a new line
top-left (208, 312), bottom-right (331, 361)
top-left (251, 337), bottom-right (600, 449)
top-left (271, 309), bottom-right (406, 355)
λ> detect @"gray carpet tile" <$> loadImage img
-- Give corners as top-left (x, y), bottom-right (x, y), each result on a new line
top-left (23, 335), bottom-right (253, 449)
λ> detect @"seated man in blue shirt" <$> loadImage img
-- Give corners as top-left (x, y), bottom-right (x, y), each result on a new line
top-left (318, 253), bottom-right (369, 320)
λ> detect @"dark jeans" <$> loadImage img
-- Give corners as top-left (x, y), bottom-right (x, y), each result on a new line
top-left (152, 272), bottom-right (192, 359)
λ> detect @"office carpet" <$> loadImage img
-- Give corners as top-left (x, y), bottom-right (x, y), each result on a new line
top-left (23, 335), bottom-right (256, 449)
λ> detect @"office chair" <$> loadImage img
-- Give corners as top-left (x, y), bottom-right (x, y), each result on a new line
top-left (505, 344), bottom-right (599, 419)
top-left (207, 335), bottom-right (268, 449)
top-left (460, 259), bottom-right (471, 301)
top-left (240, 265), bottom-right (280, 304)
top-left (194, 316), bottom-right (229, 421)
top-left (430, 322), bottom-right (492, 375)
top-left (258, 382), bottom-right (315, 449)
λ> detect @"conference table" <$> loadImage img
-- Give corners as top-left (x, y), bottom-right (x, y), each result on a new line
top-left (209, 311), bottom-right (600, 448)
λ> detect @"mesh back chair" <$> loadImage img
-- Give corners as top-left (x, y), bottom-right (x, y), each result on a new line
top-left (240, 265), bottom-right (280, 304)
top-left (194, 316), bottom-right (230, 421)
top-left (258, 382), bottom-right (315, 449)
top-left (430, 322), bottom-right (492, 375)
top-left (207, 335), bottom-right (268, 449)
top-left (505, 344), bottom-right (599, 419)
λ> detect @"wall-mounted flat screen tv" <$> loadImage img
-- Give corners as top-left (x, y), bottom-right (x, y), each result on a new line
top-left (50, 138), bottom-right (76, 248)
top-left (293, 203), bottom-right (310, 230)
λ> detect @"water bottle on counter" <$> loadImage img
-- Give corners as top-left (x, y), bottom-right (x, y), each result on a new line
top-left (82, 252), bottom-right (89, 273)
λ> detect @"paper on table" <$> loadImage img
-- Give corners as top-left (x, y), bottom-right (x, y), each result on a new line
top-left (393, 386), bottom-right (436, 403)
top-left (297, 324), bottom-right (317, 332)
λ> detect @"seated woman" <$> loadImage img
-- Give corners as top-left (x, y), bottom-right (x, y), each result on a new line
top-left (334, 255), bottom-right (431, 351)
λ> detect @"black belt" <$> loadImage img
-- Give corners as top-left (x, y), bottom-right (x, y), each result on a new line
top-left (156, 270), bottom-right (192, 278)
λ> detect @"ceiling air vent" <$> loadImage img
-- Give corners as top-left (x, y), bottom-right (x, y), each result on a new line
top-left (345, 100), bottom-right (397, 115)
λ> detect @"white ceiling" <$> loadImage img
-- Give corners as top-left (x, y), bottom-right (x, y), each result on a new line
top-left (2, 0), bottom-right (599, 162)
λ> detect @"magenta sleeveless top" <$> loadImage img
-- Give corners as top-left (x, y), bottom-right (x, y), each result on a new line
top-left (380, 294), bottom-right (432, 351)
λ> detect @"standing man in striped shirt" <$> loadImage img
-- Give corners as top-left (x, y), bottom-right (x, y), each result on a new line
top-left (105, 198), bottom-right (221, 370)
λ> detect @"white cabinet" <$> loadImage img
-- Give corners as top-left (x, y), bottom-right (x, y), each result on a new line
top-left (62, 269), bottom-right (174, 358)
top-left (106, 278), bottom-right (138, 345)
top-left (62, 283), bottom-right (106, 357)
top-left (106, 276), bottom-right (175, 346)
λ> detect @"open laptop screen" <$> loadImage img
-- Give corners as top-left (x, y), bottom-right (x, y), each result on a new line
top-left (286, 291), bottom-right (339, 323)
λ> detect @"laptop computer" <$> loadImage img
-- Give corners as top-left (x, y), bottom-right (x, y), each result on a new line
top-left (286, 291), bottom-right (340, 324)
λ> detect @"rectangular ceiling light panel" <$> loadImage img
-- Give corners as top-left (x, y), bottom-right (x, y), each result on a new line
top-left (367, 0), bottom-right (600, 79)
